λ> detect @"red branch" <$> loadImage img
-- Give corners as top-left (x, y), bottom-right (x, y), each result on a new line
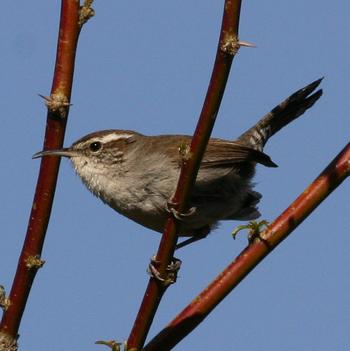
top-left (144, 142), bottom-right (350, 350)
top-left (0, 0), bottom-right (81, 341)
top-left (127, 1), bottom-right (243, 350)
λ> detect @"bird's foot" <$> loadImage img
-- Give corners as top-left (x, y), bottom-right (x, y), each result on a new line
top-left (232, 220), bottom-right (269, 243)
top-left (147, 256), bottom-right (182, 287)
top-left (166, 200), bottom-right (197, 221)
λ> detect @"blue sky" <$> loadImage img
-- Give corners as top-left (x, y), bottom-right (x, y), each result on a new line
top-left (1, 1), bottom-right (350, 350)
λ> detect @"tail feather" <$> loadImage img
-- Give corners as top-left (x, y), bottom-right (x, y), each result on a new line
top-left (238, 78), bottom-right (323, 151)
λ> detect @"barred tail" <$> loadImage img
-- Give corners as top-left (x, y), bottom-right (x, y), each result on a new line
top-left (238, 78), bottom-right (323, 151)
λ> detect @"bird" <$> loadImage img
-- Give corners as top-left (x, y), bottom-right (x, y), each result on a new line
top-left (33, 78), bottom-right (322, 245)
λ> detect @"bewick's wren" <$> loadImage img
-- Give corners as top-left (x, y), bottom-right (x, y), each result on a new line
top-left (33, 79), bottom-right (322, 241)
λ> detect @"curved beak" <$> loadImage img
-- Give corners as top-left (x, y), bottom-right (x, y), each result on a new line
top-left (32, 148), bottom-right (77, 159)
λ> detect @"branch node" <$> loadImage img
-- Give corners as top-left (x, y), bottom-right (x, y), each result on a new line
top-left (95, 339), bottom-right (125, 351)
top-left (147, 256), bottom-right (181, 287)
top-left (221, 35), bottom-right (256, 55)
top-left (25, 255), bottom-right (45, 270)
top-left (232, 220), bottom-right (269, 243)
top-left (0, 286), bottom-right (11, 312)
top-left (178, 142), bottom-right (192, 163)
top-left (0, 332), bottom-right (18, 351)
top-left (220, 33), bottom-right (240, 55)
top-left (79, 0), bottom-right (95, 27)
top-left (39, 93), bottom-right (71, 119)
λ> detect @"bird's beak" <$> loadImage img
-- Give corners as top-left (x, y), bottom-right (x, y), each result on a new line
top-left (32, 148), bottom-right (77, 159)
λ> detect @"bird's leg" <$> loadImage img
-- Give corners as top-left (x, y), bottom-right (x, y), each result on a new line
top-left (175, 227), bottom-right (210, 250)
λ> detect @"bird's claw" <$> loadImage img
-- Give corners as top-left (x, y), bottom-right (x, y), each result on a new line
top-left (147, 256), bottom-right (182, 287)
top-left (166, 200), bottom-right (197, 220)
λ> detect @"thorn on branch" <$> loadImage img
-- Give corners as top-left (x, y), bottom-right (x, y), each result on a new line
top-left (238, 40), bottom-right (257, 48)
top-left (79, 0), bottom-right (95, 27)
top-left (0, 332), bottom-right (18, 351)
top-left (39, 93), bottom-right (71, 119)
top-left (25, 255), bottom-right (45, 270)
top-left (0, 285), bottom-right (11, 311)
top-left (221, 33), bottom-right (256, 55)
top-left (95, 339), bottom-right (124, 351)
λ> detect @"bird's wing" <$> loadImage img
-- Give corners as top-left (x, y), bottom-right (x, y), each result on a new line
top-left (201, 140), bottom-right (277, 168)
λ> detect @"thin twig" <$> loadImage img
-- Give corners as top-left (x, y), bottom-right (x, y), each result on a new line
top-left (0, 0), bottom-right (93, 347)
top-left (144, 142), bottom-right (350, 350)
top-left (127, 1), bottom-right (243, 350)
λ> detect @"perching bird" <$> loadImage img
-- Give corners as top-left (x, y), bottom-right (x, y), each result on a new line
top-left (33, 79), bottom-right (322, 245)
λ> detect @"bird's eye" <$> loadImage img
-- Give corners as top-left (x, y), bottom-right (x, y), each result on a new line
top-left (89, 141), bottom-right (102, 152)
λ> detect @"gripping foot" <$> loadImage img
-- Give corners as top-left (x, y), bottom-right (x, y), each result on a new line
top-left (166, 200), bottom-right (197, 221)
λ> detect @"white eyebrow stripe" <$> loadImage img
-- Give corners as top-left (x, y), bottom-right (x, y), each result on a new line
top-left (99, 133), bottom-right (134, 143)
